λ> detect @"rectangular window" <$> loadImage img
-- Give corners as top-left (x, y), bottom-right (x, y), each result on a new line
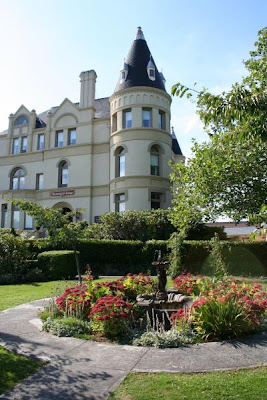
top-left (1, 204), bottom-right (8, 228)
top-left (151, 192), bottom-right (161, 209)
top-left (68, 129), bottom-right (76, 145)
top-left (142, 108), bottom-right (152, 128)
top-left (37, 134), bottom-right (45, 150)
top-left (123, 109), bottom-right (132, 129)
top-left (12, 138), bottom-right (19, 155)
top-left (55, 131), bottom-right (64, 147)
top-left (36, 173), bottom-right (44, 190)
top-left (115, 193), bottom-right (126, 212)
top-left (24, 214), bottom-right (33, 230)
top-left (21, 137), bottom-right (27, 153)
top-left (158, 111), bottom-right (166, 130)
top-left (112, 113), bottom-right (117, 133)
top-left (12, 205), bottom-right (20, 229)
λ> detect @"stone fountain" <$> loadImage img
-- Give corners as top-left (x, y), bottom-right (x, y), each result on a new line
top-left (136, 250), bottom-right (192, 330)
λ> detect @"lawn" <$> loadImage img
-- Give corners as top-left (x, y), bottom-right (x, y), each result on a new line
top-left (0, 278), bottom-right (116, 312)
top-left (0, 346), bottom-right (44, 395)
top-left (109, 368), bottom-right (267, 400)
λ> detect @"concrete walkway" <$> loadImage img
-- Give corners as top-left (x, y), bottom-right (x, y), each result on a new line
top-left (0, 299), bottom-right (266, 400)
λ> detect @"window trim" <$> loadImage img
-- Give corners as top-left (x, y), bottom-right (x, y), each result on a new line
top-left (21, 136), bottom-right (27, 153)
top-left (158, 110), bottom-right (166, 130)
top-left (10, 167), bottom-right (26, 190)
top-left (122, 109), bottom-right (132, 129)
top-left (115, 192), bottom-right (126, 212)
top-left (142, 108), bottom-right (152, 128)
top-left (36, 173), bottom-right (44, 190)
top-left (55, 130), bottom-right (64, 148)
top-left (37, 133), bottom-right (45, 150)
top-left (58, 160), bottom-right (69, 188)
top-left (12, 138), bottom-right (19, 155)
top-left (68, 128), bottom-right (76, 146)
top-left (14, 115), bottom-right (29, 126)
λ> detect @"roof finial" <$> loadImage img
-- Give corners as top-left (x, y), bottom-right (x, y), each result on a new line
top-left (136, 26), bottom-right (145, 40)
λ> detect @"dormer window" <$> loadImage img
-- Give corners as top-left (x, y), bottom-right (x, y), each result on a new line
top-left (120, 62), bottom-right (129, 83)
top-left (14, 115), bottom-right (29, 126)
top-left (147, 56), bottom-right (156, 81)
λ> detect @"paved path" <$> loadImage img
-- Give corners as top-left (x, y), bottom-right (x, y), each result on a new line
top-left (0, 299), bottom-right (266, 400)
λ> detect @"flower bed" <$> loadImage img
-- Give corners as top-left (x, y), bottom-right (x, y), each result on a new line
top-left (41, 271), bottom-right (267, 347)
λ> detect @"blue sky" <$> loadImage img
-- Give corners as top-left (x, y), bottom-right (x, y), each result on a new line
top-left (0, 0), bottom-right (266, 158)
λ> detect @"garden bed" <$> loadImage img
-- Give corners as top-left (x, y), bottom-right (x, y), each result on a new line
top-left (40, 271), bottom-right (267, 348)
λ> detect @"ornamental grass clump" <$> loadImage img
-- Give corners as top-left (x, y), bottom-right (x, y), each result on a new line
top-left (89, 294), bottom-right (134, 337)
top-left (55, 284), bottom-right (91, 319)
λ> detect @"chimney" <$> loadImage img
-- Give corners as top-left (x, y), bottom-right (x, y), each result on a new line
top-left (79, 70), bottom-right (97, 109)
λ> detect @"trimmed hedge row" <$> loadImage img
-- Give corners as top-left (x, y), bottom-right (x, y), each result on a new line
top-left (37, 251), bottom-right (79, 280)
top-left (26, 239), bottom-right (267, 278)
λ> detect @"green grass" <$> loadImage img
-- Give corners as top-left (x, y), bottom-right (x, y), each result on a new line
top-left (109, 368), bottom-right (267, 400)
top-left (0, 346), bottom-right (44, 395)
top-left (0, 278), bottom-right (115, 312)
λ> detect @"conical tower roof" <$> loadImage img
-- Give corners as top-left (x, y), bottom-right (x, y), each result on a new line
top-left (114, 27), bottom-right (166, 93)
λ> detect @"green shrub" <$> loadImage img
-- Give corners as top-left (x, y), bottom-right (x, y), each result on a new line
top-left (43, 317), bottom-right (91, 337)
top-left (191, 297), bottom-right (253, 340)
top-left (85, 209), bottom-right (175, 241)
top-left (0, 233), bottom-right (30, 282)
top-left (133, 329), bottom-right (196, 348)
top-left (37, 250), bottom-right (79, 280)
top-left (24, 267), bottom-right (46, 283)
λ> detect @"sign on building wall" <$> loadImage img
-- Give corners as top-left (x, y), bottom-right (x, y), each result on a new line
top-left (50, 190), bottom-right (75, 197)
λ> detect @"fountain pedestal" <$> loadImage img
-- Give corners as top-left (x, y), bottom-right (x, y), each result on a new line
top-left (136, 251), bottom-right (191, 330)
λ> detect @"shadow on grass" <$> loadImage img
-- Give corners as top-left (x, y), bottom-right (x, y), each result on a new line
top-left (0, 331), bottom-right (112, 400)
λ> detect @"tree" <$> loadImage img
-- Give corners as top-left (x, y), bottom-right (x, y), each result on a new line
top-left (169, 132), bottom-right (267, 231)
top-left (172, 27), bottom-right (267, 140)
top-left (6, 199), bottom-right (88, 282)
top-left (169, 28), bottom-right (267, 232)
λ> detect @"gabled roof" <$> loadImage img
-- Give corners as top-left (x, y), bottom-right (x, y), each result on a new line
top-left (114, 27), bottom-right (166, 94)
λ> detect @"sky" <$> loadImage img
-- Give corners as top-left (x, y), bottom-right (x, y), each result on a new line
top-left (0, 0), bottom-right (266, 158)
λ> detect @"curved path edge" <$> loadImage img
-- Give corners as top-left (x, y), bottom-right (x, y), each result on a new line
top-left (0, 299), bottom-right (266, 400)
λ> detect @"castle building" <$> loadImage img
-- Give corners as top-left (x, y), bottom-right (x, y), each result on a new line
top-left (0, 27), bottom-right (184, 229)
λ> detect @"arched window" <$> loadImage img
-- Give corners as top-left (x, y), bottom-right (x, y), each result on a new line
top-left (14, 116), bottom-right (29, 126)
top-left (150, 145), bottom-right (160, 176)
top-left (58, 161), bottom-right (68, 187)
top-left (115, 147), bottom-right (126, 177)
top-left (11, 168), bottom-right (25, 190)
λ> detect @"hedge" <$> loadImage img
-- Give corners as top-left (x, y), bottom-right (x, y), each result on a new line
top-left (29, 239), bottom-right (267, 278)
top-left (37, 250), bottom-right (79, 280)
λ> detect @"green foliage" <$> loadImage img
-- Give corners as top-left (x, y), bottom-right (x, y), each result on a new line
top-left (168, 233), bottom-right (185, 279)
top-left (43, 317), bottom-right (91, 337)
top-left (132, 329), bottom-right (196, 348)
top-left (85, 209), bottom-right (175, 241)
top-left (0, 233), bottom-right (30, 283)
top-left (206, 234), bottom-right (228, 279)
top-left (169, 133), bottom-right (267, 227)
top-left (172, 28), bottom-right (267, 140)
top-left (191, 298), bottom-right (252, 340)
top-left (6, 199), bottom-right (88, 282)
top-left (170, 28), bottom-right (267, 230)
top-left (37, 250), bottom-right (79, 280)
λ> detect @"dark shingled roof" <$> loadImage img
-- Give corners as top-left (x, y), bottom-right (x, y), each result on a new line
top-left (114, 29), bottom-right (166, 94)
top-left (172, 128), bottom-right (183, 155)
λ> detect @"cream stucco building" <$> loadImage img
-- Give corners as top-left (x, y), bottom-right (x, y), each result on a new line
top-left (0, 27), bottom-right (184, 229)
